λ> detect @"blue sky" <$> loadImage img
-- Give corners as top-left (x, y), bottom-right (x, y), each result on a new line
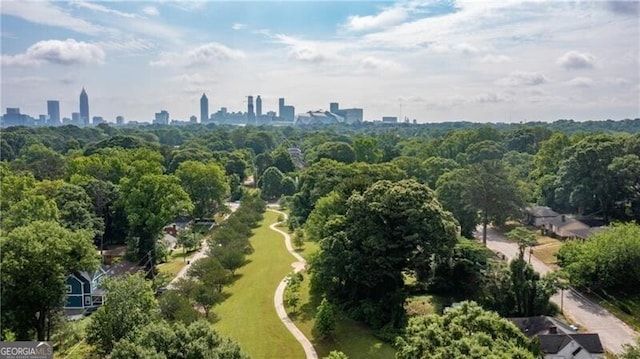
top-left (1, 0), bottom-right (638, 123)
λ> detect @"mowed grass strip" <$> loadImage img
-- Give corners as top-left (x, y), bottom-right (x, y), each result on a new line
top-left (212, 211), bottom-right (305, 359)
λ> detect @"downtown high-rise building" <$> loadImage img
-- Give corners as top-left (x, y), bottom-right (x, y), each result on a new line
top-left (247, 95), bottom-right (255, 122)
top-left (79, 88), bottom-right (89, 126)
top-left (256, 95), bottom-right (262, 117)
top-left (47, 100), bottom-right (60, 125)
top-left (200, 93), bottom-right (208, 123)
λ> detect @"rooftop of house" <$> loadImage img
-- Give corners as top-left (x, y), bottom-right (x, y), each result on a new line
top-left (544, 214), bottom-right (589, 229)
top-left (568, 227), bottom-right (606, 240)
top-left (539, 333), bottom-right (604, 354)
top-left (527, 206), bottom-right (560, 218)
top-left (508, 316), bottom-right (573, 337)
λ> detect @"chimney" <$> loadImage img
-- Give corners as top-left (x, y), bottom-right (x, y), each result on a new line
top-left (561, 215), bottom-right (566, 222)
top-left (549, 325), bottom-right (557, 334)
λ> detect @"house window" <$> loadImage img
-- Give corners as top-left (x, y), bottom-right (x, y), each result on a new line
top-left (84, 296), bottom-right (91, 306)
top-left (67, 284), bottom-right (73, 293)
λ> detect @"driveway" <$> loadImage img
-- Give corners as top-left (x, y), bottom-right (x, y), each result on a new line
top-left (478, 226), bottom-right (638, 354)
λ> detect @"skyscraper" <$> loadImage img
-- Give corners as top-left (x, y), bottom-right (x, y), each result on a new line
top-left (47, 100), bottom-right (60, 125)
top-left (247, 96), bottom-right (255, 122)
top-left (200, 93), bottom-right (208, 123)
top-left (256, 95), bottom-right (262, 117)
top-left (79, 88), bottom-right (89, 126)
top-left (279, 98), bottom-right (285, 117)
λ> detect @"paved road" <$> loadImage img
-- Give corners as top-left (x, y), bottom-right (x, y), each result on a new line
top-left (478, 226), bottom-right (638, 354)
top-left (269, 209), bottom-right (319, 359)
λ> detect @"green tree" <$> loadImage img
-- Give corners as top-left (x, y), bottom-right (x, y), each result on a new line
top-left (0, 221), bottom-right (98, 340)
top-left (118, 174), bottom-right (193, 268)
top-left (175, 160), bottom-right (229, 218)
top-left (110, 320), bottom-right (249, 359)
top-left (315, 141), bottom-right (356, 164)
top-left (314, 298), bottom-right (336, 339)
top-left (272, 148), bottom-right (296, 173)
top-left (422, 156), bottom-right (460, 189)
top-left (507, 227), bottom-right (537, 260)
top-left (209, 244), bottom-right (246, 275)
top-left (435, 168), bottom-right (478, 238)
top-left (310, 180), bottom-right (458, 328)
top-left (176, 228), bottom-right (201, 256)
top-left (158, 290), bottom-right (200, 324)
top-left (86, 273), bottom-right (158, 354)
top-left (11, 143), bottom-right (67, 180)
top-left (468, 161), bottom-right (524, 245)
top-left (353, 137), bottom-right (382, 163)
top-left (324, 351), bottom-right (349, 359)
top-left (395, 301), bottom-right (534, 359)
top-left (557, 223), bottom-right (640, 292)
top-left (258, 166), bottom-right (285, 199)
top-left (2, 194), bottom-right (59, 231)
top-left (555, 134), bottom-right (626, 223)
top-left (293, 228), bottom-right (305, 250)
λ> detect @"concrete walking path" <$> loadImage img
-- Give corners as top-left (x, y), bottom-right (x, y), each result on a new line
top-left (478, 226), bottom-right (638, 354)
top-left (269, 209), bottom-right (319, 359)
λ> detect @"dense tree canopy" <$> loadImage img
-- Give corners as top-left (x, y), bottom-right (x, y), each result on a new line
top-left (396, 301), bottom-right (534, 359)
top-left (175, 160), bottom-right (228, 218)
top-left (310, 179), bottom-right (458, 328)
top-left (557, 223), bottom-right (640, 293)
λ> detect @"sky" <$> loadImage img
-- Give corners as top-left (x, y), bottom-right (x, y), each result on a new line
top-left (1, 0), bottom-right (639, 123)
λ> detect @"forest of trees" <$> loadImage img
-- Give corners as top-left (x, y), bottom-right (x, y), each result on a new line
top-left (1, 119), bottom-right (639, 356)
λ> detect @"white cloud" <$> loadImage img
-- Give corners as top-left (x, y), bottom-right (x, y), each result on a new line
top-left (566, 77), bottom-right (593, 87)
top-left (481, 54), bottom-right (511, 63)
top-left (497, 71), bottom-right (548, 86)
top-left (232, 23), bottom-right (247, 30)
top-left (267, 33), bottom-right (344, 64)
top-left (359, 56), bottom-right (403, 72)
top-left (1, 0), bottom-right (103, 35)
top-left (2, 39), bottom-right (105, 67)
top-left (142, 6), bottom-right (159, 16)
top-left (150, 42), bottom-right (245, 67)
top-left (343, 6), bottom-right (408, 32)
top-left (556, 51), bottom-right (596, 69)
top-left (474, 92), bottom-right (511, 104)
top-left (71, 1), bottom-right (138, 18)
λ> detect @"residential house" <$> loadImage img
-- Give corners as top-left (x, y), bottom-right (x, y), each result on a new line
top-left (543, 215), bottom-right (590, 239)
top-left (538, 333), bottom-right (605, 359)
top-left (64, 260), bottom-right (144, 319)
top-left (64, 266), bottom-right (108, 319)
top-left (526, 206), bottom-right (560, 227)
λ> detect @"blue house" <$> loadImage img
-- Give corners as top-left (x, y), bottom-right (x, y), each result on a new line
top-left (64, 266), bottom-right (108, 317)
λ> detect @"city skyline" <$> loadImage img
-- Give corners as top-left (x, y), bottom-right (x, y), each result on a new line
top-left (1, 1), bottom-right (639, 123)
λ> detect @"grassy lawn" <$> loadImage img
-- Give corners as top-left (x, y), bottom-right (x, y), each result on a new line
top-left (212, 211), bottom-right (305, 359)
top-left (157, 248), bottom-right (199, 277)
top-left (531, 237), bottom-right (563, 269)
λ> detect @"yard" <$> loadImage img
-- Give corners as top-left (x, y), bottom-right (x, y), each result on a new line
top-left (211, 211), bottom-right (305, 359)
top-left (156, 247), bottom-right (200, 277)
top-left (531, 235), bottom-right (563, 269)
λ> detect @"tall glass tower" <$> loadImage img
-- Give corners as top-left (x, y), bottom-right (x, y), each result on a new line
top-left (79, 88), bottom-right (89, 126)
top-left (256, 95), bottom-right (262, 117)
top-left (200, 93), bottom-right (208, 123)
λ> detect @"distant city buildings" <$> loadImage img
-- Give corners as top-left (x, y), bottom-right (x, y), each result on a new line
top-left (279, 98), bottom-right (295, 122)
top-left (154, 110), bottom-right (170, 125)
top-left (200, 93), bottom-right (208, 123)
top-left (247, 96), bottom-right (255, 123)
top-left (79, 88), bottom-right (89, 127)
top-left (47, 100), bottom-right (60, 125)
top-left (1, 89), bottom-right (372, 127)
top-left (256, 95), bottom-right (262, 117)
top-left (382, 116), bottom-right (398, 124)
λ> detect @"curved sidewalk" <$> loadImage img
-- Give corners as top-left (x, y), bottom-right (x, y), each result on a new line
top-left (269, 209), bottom-right (319, 359)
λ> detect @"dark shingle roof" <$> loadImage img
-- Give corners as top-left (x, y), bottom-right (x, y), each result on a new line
top-left (539, 334), bottom-right (604, 354)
